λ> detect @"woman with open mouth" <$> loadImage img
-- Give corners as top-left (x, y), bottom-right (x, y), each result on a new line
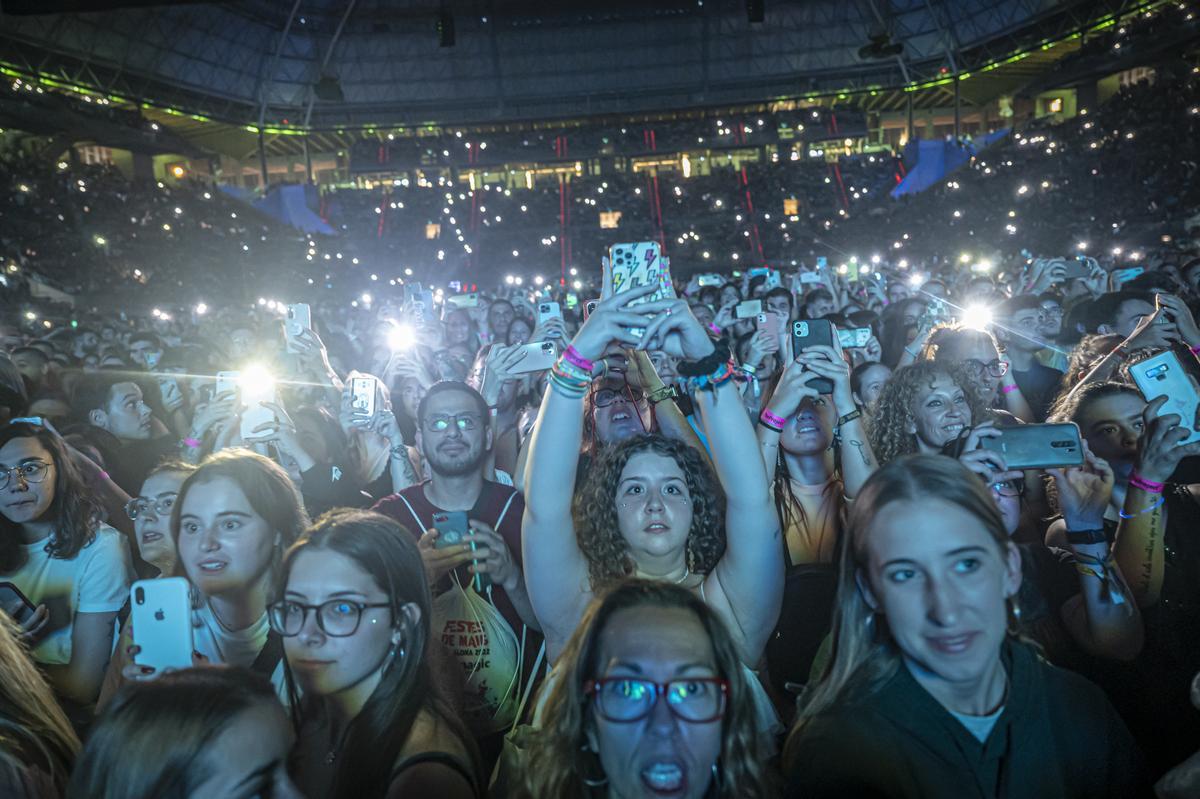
top-left (0, 420), bottom-right (131, 714)
top-left (518, 581), bottom-right (776, 799)
top-left (114, 449), bottom-right (309, 699)
top-left (783, 455), bottom-right (1146, 798)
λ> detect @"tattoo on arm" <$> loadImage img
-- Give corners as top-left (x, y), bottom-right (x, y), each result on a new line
top-left (847, 439), bottom-right (873, 468)
top-left (1139, 500), bottom-right (1163, 595)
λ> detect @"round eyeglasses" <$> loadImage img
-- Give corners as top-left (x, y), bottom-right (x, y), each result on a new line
top-left (423, 413), bottom-right (480, 433)
top-left (125, 494), bottom-right (177, 521)
top-left (268, 599), bottom-right (391, 637)
top-left (584, 677), bottom-right (729, 724)
top-left (0, 461), bottom-right (51, 492)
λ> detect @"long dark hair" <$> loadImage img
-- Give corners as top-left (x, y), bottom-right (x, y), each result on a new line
top-left (0, 423), bottom-right (101, 573)
top-left (67, 668), bottom-right (279, 799)
top-left (280, 509), bottom-right (481, 799)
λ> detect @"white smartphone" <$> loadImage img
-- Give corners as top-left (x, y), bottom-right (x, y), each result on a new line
top-left (239, 376), bottom-right (278, 442)
top-left (285, 303), bottom-right (312, 353)
top-left (156, 376), bottom-right (181, 404)
top-left (1131, 351), bottom-right (1200, 445)
top-left (445, 293), bottom-right (479, 309)
top-left (735, 300), bottom-right (763, 319)
top-left (215, 371), bottom-right (239, 400)
top-left (509, 341), bottom-right (559, 374)
top-left (799, 272), bottom-right (823, 285)
top-left (537, 302), bottom-right (562, 326)
top-left (350, 376), bottom-right (378, 417)
top-left (130, 577), bottom-right (193, 673)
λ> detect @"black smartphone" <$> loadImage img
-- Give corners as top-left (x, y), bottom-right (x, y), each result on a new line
top-left (792, 319), bottom-right (835, 394)
top-left (432, 512), bottom-right (491, 592)
top-left (979, 423), bottom-right (1084, 470)
top-left (0, 581), bottom-right (36, 624)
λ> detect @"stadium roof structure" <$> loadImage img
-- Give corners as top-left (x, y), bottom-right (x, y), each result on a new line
top-left (0, 0), bottom-right (1165, 157)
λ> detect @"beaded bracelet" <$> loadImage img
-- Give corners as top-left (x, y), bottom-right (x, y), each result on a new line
top-left (688, 359), bottom-right (737, 392)
top-left (760, 408), bottom-right (787, 431)
top-left (1128, 472), bottom-right (1165, 493)
top-left (554, 356), bottom-right (592, 383)
top-left (563, 345), bottom-right (594, 373)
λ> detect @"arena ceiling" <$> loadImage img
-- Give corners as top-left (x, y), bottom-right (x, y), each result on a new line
top-left (0, 0), bottom-right (1160, 158)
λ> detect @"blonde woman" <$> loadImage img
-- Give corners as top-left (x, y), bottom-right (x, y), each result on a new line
top-left (783, 455), bottom-right (1146, 798)
top-left (0, 612), bottom-right (79, 797)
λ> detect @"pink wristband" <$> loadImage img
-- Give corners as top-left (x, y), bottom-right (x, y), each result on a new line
top-left (1190, 345), bottom-right (1200, 356)
top-left (760, 409), bottom-right (787, 430)
top-left (1000, 383), bottom-right (1019, 394)
top-left (563, 345), bottom-right (594, 373)
top-left (183, 437), bottom-right (202, 448)
top-left (1128, 472), bottom-right (1165, 494)
top-left (707, 322), bottom-right (722, 336)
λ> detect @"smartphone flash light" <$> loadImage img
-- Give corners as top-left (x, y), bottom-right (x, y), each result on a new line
top-left (388, 323), bottom-right (416, 351)
top-left (239, 364), bottom-right (276, 403)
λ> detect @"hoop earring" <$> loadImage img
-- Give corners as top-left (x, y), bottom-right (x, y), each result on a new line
top-left (382, 630), bottom-right (407, 676)
top-left (711, 759), bottom-right (723, 789)
top-left (580, 743), bottom-right (608, 788)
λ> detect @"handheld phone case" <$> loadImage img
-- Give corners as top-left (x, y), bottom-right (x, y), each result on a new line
top-left (792, 320), bottom-right (835, 394)
top-left (1131, 351), bottom-right (1200, 445)
top-left (131, 577), bottom-right (194, 672)
top-left (608, 242), bottom-right (674, 337)
top-left (980, 423), bottom-right (1085, 470)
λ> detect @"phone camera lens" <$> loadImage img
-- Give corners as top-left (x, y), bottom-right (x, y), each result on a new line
top-left (135, 587), bottom-right (145, 605)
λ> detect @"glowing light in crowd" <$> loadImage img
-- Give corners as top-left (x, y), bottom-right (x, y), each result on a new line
top-left (960, 304), bottom-right (994, 331)
top-left (239, 365), bottom-right (275, 404)
top-left (194, 303), bottom-right (208, 315)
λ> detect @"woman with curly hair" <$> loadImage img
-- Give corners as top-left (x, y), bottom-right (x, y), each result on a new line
top-left (783, 456), bottom-right (1145, 798)
top-left (868, 361), bottom-right (988, 466)
top-left (517, 580), bottom-right (777, 799)
top-left (0, 421), bottom-right (131, 710)
top-left (523, 278), bottom-right (783, 741)
top-left (928, 326), bottom-right (1035, 422)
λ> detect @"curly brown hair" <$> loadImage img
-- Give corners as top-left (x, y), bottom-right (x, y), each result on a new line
top-left (867, 361), bottom-right (989, 466)
top-left (572, 435), bottom-right (725, 589)
top-left (516, 580), bottom-right (776, 799)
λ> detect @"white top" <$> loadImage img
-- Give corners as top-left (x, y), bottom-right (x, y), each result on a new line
top-left (4, 525), bottom-right (132, 665)
top-left (190, 600), bottom-right (287, 701)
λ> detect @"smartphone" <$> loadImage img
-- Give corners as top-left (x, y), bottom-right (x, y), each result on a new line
top-left (1063, 259), bottom-right (1090, 280)
top-left (980, 423), bottom-right (1085, 470)
top-left (765, 270), bottom-right (782, 290)
top-left (130, 577), bottom-right (194, 673)
top-left (815, 257), bottom-right (828, 269)
top-left (537, 302), bottom-right (562, 330)
top-left (735, 300), bottom-right (763, 319)
top-left (445, 293), bottom-right (479, 309)
top-left (837, 327), bottom-right (873, 349)
top-left (757, 312), bottom-right (783, 339)
top-left (157, 377), bottom-right (181, 405)
top-left (698, 274), bottom-right (723, 287)
top-left (239, 379), bottom-right (278, 442)
top-left (508, 341), bottom-right (558, 374)
top-left (792, 320), bottom-right (835, 393)
top-left (215, 371), bottom-right (239, 400)
top-left (584, 299), bottom-right (599, 320)
top-left (0, 581), bottom-right (36, 625)
top-left (608, 241), bottom-right (674, 337)
top-left (845, 261), bottom-right (861, 282)
top-left (1112, 267), bottom-right (1145, 286)
top-left (799, 272), bottom-right (823, 285)
top-left (433, 512), bottom-right (491, 592)
top-left (285, 303), bottom-right (311, 353)
top-left (1130, 351), bottom-right (1200, 445)
top-left (350, 376), bottom-right (378, 418)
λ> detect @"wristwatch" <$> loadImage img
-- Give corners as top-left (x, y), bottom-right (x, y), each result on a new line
top-left (1065, 528), bottom-right (1108, 546)
top-left (647, 385), bottom-right (679, 405)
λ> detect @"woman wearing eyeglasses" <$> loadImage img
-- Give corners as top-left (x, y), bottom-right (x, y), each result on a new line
top-left (112, 449), bottom-right (309, 700)
top-left (949, 429), bottom-right (1143, 665)
top-left (273, 509), bottom-right (482, 799)
top-left (0, 421), bottom-right (131, 710)
top-left (783, 455), bottom-right (1146, 798)
top-left (929, 326), bottom-right (1036, 423)
top-left (517, 580), bottom-right (775, 798)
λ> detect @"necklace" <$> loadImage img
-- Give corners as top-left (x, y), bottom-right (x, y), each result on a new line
top-left (636, 565), bottom-right (691, 584)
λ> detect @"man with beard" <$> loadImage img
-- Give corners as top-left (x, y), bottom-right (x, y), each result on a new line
top-left (372, 381), bottom-right (539, 767)
top-left (372, 380), bottom-right (537, 630)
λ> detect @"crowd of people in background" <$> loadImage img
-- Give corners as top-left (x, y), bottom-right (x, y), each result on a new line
top-left (5, 31), bottom-right (1200, 799)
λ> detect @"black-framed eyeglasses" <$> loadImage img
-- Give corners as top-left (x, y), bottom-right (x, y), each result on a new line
top-left (268, 599), bottom-right (391, 637)
top-left (0, 461), bottom-right (51, 491)
top-left (125, 494), bottom-right (178, 521)
top-left (423, 413), bottom-right (480, 433)
top-left (584, 677), bottom-right (729, 724)
top-left (591, 382), bottom-right (646, 409)
top-left (990, 480), bottom-right (1026, 498)
top-left (963, 358), bottom-right (1009, 379)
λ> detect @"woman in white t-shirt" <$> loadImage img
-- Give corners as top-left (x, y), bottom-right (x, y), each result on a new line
top-left (0, 421), bottom-right (131, 709)
top-left (118, 449), bottom-right (309, 696)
